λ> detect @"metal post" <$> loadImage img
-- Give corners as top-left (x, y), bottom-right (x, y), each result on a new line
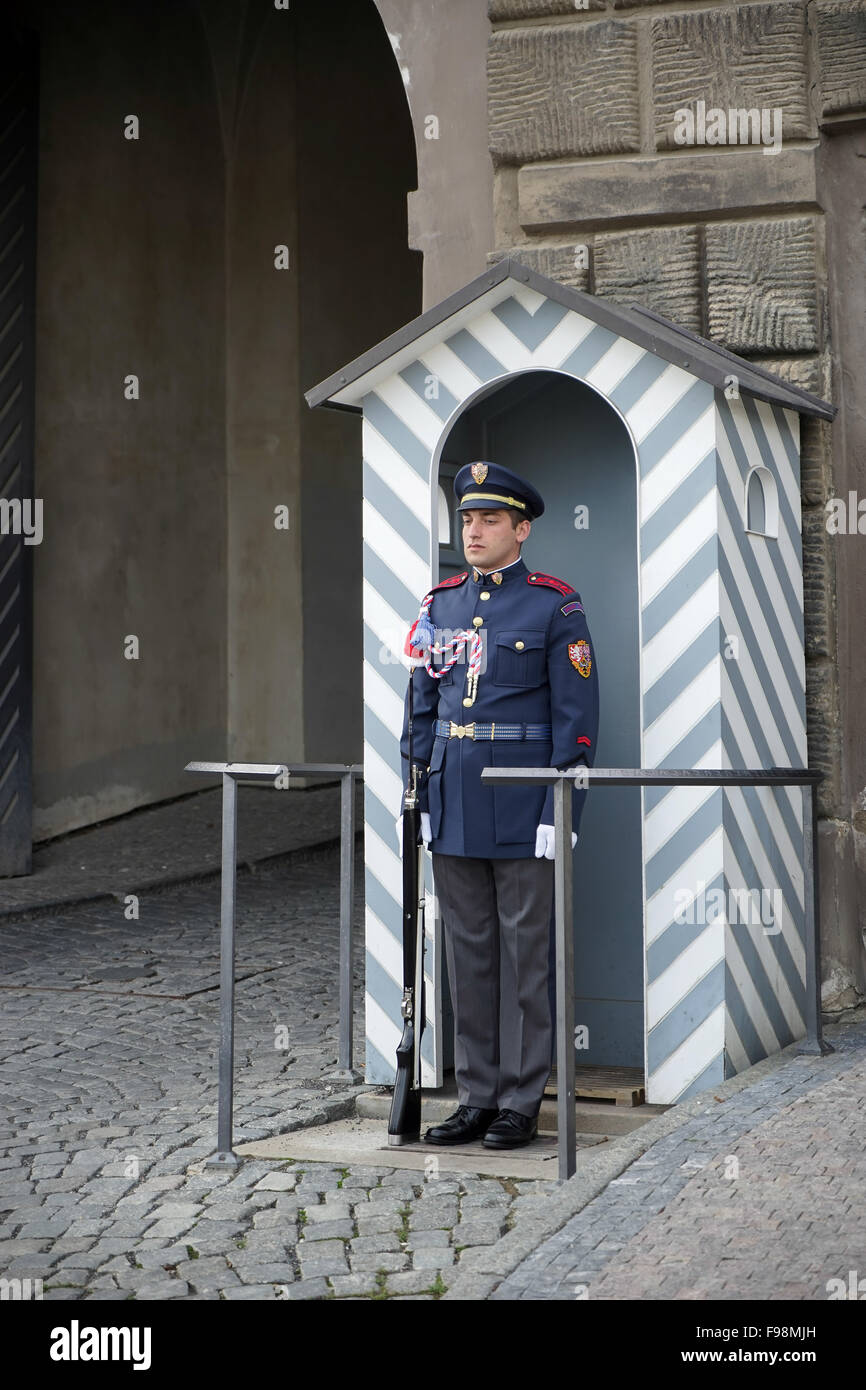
top-left (339, 771), bottom-right (354, 1071)
top-left (796, 782), bottom-right (833, 1056)
top-left (185, 760), bottom-right (364, 1164)
top-left (206, 770), bottom-right (241, 1169)
top-left (326, 770), bottom-right (363, 1083)
top-left (554, 777), bottom-right (576, 1182)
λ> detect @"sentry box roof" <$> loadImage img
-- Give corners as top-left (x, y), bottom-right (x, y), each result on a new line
top-left (305, 256), bottom-right (835, 421)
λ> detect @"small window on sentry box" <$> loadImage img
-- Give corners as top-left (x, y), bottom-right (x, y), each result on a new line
top-left (437, 461), bottom-right (465, 578)
top-left (745, 465), bottom-right (778, 539)
top-left (438, 484), bottom-right (451, 545)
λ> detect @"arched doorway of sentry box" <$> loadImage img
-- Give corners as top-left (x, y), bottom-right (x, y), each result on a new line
top-left (433, 369), bottom-right (644, 1090)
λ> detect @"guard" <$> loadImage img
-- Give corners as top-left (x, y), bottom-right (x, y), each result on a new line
top-left (397, 461), bottom-right (600, 1148)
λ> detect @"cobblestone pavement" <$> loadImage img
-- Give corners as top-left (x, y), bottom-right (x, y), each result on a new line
top-left (491, 1014), bottom-right (866, 1301)
top-left (3, 795), bottom-right (864, 1303)
top-left (0, 843), bottom-right (557, 1301)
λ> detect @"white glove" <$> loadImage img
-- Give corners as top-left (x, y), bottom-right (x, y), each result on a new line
top-left (534, 823), bottom-right (577, 859)
top-left (395, 812), bottom-right (432, 852)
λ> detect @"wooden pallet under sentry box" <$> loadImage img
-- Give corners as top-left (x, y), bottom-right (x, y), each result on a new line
top-left (545, 1065), bottom-right (646, 1108)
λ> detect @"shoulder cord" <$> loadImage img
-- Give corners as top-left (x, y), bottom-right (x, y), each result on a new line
top-left (407, 593), bottom-right (483, 689)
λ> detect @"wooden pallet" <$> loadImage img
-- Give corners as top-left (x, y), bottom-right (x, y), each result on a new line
top-left (544, 1065), bottom-right (646, 1107)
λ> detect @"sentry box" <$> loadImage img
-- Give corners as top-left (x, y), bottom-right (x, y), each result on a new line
top-left (306, 257), bottom-right (835, 1106)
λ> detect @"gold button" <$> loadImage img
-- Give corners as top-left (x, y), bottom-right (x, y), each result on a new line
top-left (480, 591), bottom-right (490, 601)
top-left (462, 697), bottom-right (473, 707)
top-left (515, 640), bottom-right (524, 650)
top-left (472, 616), bottom-right (483, 627)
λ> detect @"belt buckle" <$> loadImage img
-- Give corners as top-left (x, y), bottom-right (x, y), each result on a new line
top-left (449, 722), bottom-right (475, 739)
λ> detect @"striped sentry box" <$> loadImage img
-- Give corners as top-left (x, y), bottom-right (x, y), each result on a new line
top-left (307, 259), bottom-right (832, 1106)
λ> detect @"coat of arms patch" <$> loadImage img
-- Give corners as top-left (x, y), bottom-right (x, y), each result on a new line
top-left (568, 640), bottom-right (592, 677)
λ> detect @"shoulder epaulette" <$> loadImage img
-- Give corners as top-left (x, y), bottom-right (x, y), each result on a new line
top-left (428, 571), bottom-right (468, 595)
top-left (527, 571), bottom-right (574, 597)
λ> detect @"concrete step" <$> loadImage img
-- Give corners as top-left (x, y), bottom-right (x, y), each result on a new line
top-left (240, 1117), bottom-right (572, 1180)
top-left (356, 1087), bottom-right (668, 1137)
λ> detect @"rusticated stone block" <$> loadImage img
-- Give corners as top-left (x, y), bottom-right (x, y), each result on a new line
top-left (651, 3), bottom-right (810, 150)
top-left (705, 218), bottom-right (818, 354)
top-left (801, 509), bottom-right (834, 660)
top-left (593, 226), bottom-right (701, 329)
top-left (805, 658), bottom-right (841, 819)
top-left (487, 243), bottom-right (590, 291)
top-left (798, 415), bottom-right (835, 508)
top-left (518, 147), bottom-right (818, 230)
top-left (816, 1), bottom-right (866, 116)
top-left (488, 22), bottom-right (641, 164)
top-left (748, 356), bottom-right (825, 401)
top-left (489, 0), bottom-right (603, 17)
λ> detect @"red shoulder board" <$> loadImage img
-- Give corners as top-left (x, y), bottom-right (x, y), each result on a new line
top-left (429, 571), bottom-right (468, 593)
top-left (527, 571), bottom-right (574, 597)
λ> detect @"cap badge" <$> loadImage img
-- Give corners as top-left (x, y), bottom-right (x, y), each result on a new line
top-left (471, 462), bottom-right (488, 485)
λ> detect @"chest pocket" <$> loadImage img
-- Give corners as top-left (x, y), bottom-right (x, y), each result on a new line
top-left (492, 630), bottom-right (547, 687)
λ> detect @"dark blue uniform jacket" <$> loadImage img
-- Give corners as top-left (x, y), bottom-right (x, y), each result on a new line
top-left (400, 557), bottom-right (600, 859)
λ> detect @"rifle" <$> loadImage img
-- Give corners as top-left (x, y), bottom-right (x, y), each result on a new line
top-left (388, 666), bottom-right (426, 1145)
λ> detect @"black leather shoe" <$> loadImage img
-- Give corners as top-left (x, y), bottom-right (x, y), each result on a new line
top-left (482, 1109), bottom-right (538, 1149)
top-left (424, 1105), bottom-right (499, 1146)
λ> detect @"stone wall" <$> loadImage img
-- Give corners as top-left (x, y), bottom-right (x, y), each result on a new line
top-left (486, 0), bottom-right (866, 1002)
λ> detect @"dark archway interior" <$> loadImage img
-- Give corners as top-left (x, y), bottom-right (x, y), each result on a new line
top-left (2, 0), bottom-right (422, 853)
top-left (438, 372), bottom-right (644, 1070)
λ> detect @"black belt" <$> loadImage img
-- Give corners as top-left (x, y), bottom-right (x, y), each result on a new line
top-left (433, 719), bottom-right (551, 741)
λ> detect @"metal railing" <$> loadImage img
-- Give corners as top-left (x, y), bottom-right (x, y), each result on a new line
top-left (185, 759), bottom-right (828, 1183)
top-left (481, 765), bottom-right (829, 1182)
top-left (184, 761), bottom-right (363, 1169)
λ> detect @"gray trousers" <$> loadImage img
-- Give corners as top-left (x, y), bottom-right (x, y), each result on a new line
top-left (431, 853), bottom-right (554, 1117)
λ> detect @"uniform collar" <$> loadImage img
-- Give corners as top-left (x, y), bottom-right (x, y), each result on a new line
top-left (470, 556), bottom-right (527, 587)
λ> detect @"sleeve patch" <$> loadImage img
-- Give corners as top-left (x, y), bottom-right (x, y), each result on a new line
top-left (568, 641), bottom-right (592, 677)
top-left (561, 599), bottom-right (585, 616)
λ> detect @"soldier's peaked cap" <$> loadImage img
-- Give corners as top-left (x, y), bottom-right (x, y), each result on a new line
top-left (454, 461), bottom-right (544, 520)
